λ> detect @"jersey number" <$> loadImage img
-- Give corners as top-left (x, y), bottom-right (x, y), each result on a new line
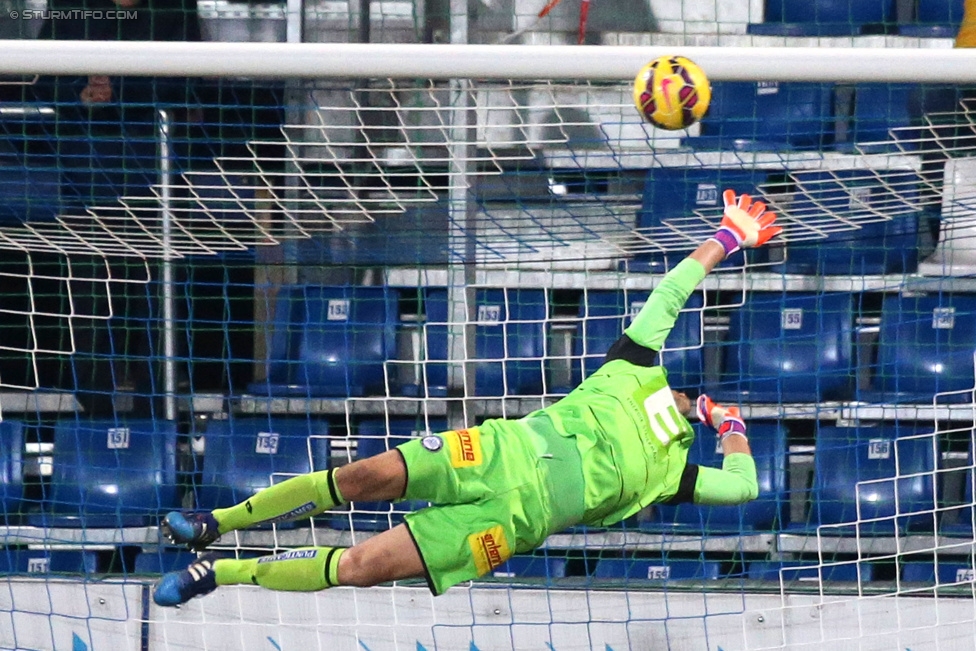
top-left (642, 386), bottom-right (685, 447)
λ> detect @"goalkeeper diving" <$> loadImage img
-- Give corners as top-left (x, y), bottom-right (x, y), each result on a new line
top-left (153, 189), bottom-right (782, 606)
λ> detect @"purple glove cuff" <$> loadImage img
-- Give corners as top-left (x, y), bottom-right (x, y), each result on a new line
top-left (718, 418), bottom-right (747, 441)
top-left (710, 228), bottom-right (740, 257)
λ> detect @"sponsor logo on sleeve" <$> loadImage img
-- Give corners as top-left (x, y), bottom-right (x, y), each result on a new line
top-left (447, 428), bottom-right (483, 468)
top-left (468, 525), bottom-right (512, 576)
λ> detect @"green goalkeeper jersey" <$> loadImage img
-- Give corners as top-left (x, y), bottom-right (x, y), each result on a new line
top-left (522, 257), bottom-right (713, 528)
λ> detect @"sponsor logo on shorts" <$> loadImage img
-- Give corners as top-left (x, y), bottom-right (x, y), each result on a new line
top-left (421, 435), bottom-right (443, 452)
top-left (448, 428), bottom-right (483, 468)
top-left (468, 525), bottom-right (511, 576)
top-left (258, 549), bottom-right (319, 563)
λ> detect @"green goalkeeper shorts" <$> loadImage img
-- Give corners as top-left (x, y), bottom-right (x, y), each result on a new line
top-left (397, 419), bottom-right (584, 595)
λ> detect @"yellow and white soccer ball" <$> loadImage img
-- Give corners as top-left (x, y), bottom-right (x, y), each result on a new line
top-left (633, 55), bottom-right (711, 131)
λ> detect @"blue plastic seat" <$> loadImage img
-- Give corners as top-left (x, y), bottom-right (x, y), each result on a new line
top-left (195, 417), bottom-right (330, 513)
top-left (332, 417), bottom-right (445, 531)
top-left (652, 422), bottom-right (787, 532)
top-left (851, 84), bottom-right (914, 146)
top-left (423, 288), bottom-right (546, 397)
top-left (0, 549), bottom-right (99, 575)
top-left (691, 82), bottom-right (834, 151)
top-left (492, 555), bottom-right (567, 579)
top-left (593, 558), bottom-right (721, 580)
top-left (0, 421), bottom-right (23, 524)
top-left (712, 292), bottom-right (854, 402)
top-left (750, 0), bottom-right (895, 35)
top-left (902, 561), bottom-right (974, 583)
top-left (0, 166), bottom-right (61, 224)
top-left (134, 550), bottom-right (199, 575)
top-left (748, 560), bottom-right (871, 582)
top-left (865, 294), bottom-right (976, 404)
top-left (634, 168), bottom-right (770, 272)
top-left (572, 290), bottom-right (703, 389)
top-left (773, 170), bottom-right (920, 275)
top-left (899, 0), bottom-right (964, 36)
top-left (27, 419), bottom-right (178, 528)
top-left (249, 286), bottom-right (400, 397)
top-left (808, 425), bottom-right (936, 534)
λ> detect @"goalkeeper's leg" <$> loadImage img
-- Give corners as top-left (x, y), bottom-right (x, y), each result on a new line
top-left (162, 451), bottom-right (409, 550)
top-left (152, 523), bottom-right (426, 607)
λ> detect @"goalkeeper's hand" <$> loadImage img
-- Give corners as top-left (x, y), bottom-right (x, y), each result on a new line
top-left (696, 394), bottom-right (747, 442)
top-left (710, 189), bottom-right (783, 257)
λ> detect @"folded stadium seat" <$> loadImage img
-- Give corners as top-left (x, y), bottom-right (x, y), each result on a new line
top-left (898, 0), bottom-right (964, 37)
top-left (27, 419), bottom-right (178, 528)
top-left (194, 417), bottom-right (330, 522)
top-left (651, 422), bottom-right (787, 533)
top-left (902, 561), bottom-right (974, 583)
top-left (331, 417), bottom-right (445, 532)
top-left (940, 465), bottom-right (972, 536)
top-left (849, 84), bottom-right (914, 148)
top-left (0, 421), bottom-right (23, 525)
top-left (747, 560), bottom-right (872, 582)
top-left (748, 0), bottom-right (896, 35)
top-left (133, 550), bottom-right (199, 575)
top-left (688, 82), bottom-right (834, 151)
top-left (492, 555), bottom-right (568, 579)
top-left (633, 168), bottom-right (770, 273)
top-left (593, 558), bottom-right (722, 581)
top-left (0, 548), bottom-right (99, 575)
top-left (248, 285), bottom-right (400, 397)
top-left (806, 424), bottom-right (936, 535)
top-left (422, 288), bottom-right (546, 397)
top-left (572, 290), bottom-right (704, 389)
top-left (710, 292), bottom-right (855, 403)
top-left (771, 170), bottom-right (920, 275)
top-left (862, 293), bottom-right (976, 404)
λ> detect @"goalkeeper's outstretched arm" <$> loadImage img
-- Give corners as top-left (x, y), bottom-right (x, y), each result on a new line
top-left (624, 190), bottom-right (781, 353)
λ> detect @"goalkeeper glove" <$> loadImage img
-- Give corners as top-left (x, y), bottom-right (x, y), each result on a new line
top-left (710, 189), bottom-right (783, 257)
top-left (696, 394), bottom-right (747, 442)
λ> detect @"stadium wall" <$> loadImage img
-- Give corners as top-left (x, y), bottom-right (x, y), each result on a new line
top-left (6, 581), bottom-right (975, 650)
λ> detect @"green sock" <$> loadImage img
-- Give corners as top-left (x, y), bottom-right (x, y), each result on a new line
top-left (214, 547), bottom-right (345, 591)
top-left (212, 469), bottom-right (344, 534)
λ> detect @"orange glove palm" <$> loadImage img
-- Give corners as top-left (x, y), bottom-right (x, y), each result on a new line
top-left (711, 189), bottom-right (783, 256)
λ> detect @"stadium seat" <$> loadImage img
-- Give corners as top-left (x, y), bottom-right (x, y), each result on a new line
top-left (712, 292), bottom-right (855, 402)
top-left (0, 420), bottom-right (23, 524)
top-left (332, 417), bottom-right (444, 531)
top-left (808, 424), bottom-right (936, 534)
top-left (593, 557), bottom-right (722, 580)
top-left (423, 288), bottom-right (547, 397)
top-left (134, 550), bottom-right (199, 575)
top-left (249, 285), bottom-right (400, 397)
top-left (691, 82), bottom-right (834, 151)
top-left (750, 0), bottom-right (896, 35)
top-left (747, 560), bottom-right (871, 582)
top-left (0, 549), bottom-right (99, 575)
top-left (850, 84), bottom-right (914, 146)
top-left (493, 555), bottom-right (568, 579)
top-left (27, 419), bottom-right (179, 528)
top-left (195, 417), bottom-right (330, 513)
top-left (572, 290), bottom-right (703, 389)
top-left (634, 168), bottom-right (770, 272)
top-left (902, 561), bottom-right (974, 583)
top-left (652, 422), bottom-right (787, 532)
top-left (899, 0), bottom-right (965, 36)
top-left (866, 293), bottom-right (976, 403)
top-left (772, 170), bottom-right (920, 275)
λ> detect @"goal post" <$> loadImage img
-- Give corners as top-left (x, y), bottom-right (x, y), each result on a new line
top-left (0, 39), bottom-right (974, 651)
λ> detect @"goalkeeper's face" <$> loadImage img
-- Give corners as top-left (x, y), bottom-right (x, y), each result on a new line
top-left (671, 391), bottom-right (693, 419)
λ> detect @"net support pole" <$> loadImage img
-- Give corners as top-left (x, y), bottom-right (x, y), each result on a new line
top-left (446, 0), bottom-right (477, 430)
top-left (158, 109), bottom-right (178, 422)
